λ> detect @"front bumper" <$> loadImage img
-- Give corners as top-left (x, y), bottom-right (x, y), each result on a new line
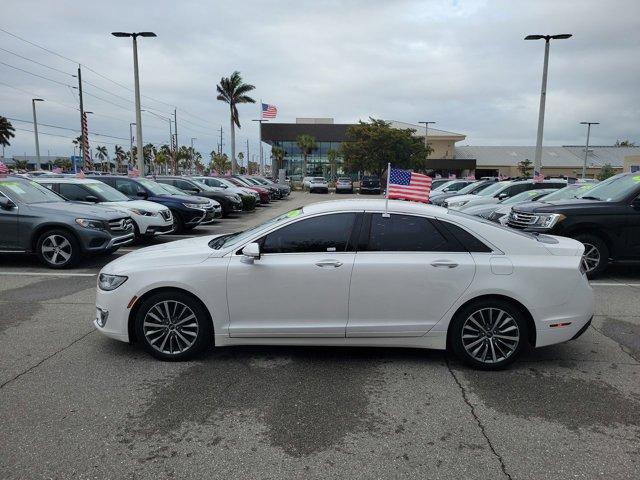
top-left (80, 228), bottom-right (135, 252)
top-left (94, 287), bottom-right (131, 343)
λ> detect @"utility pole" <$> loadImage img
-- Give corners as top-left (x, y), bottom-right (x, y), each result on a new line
top-left (32, 98), bottom-right (44, 165)
top-left (580, 122), bottom-right (599, 179)
top-left (525, 33), bottom-right (572, 179)
top-left (190, 137), bottom-right (196, 174)
top-left (219, 126), bottom-right (223, 155)
top-left (76, 65), bottom-right (90, 170)
top-left (246, 139), bottom-right (250, 173)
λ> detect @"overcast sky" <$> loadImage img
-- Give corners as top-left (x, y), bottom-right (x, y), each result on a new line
top-left (2, 0), bottom-right (639, 163)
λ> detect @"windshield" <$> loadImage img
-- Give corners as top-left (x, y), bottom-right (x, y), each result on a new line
top-left (312, 177), bottom-right (325, 182)
top-left (576, 174), bottom-right (639, 202)
top-left (500, 189), bottom-right (553, 205)
top-left (541, 184), bottom-right (595, 201)
top-left (85, 182), bottom-right (129, 202)
top-left (456, 182), bottom-right (487, 195)
top-left (209, 207), bottom-right (304, 249)
top-left (477, 181), bottom-right (511, 196)
top-left (433, 180), bottom-right (455, 192)
top-left (0, 179), bottom-right (63, 204)
top-left (251, 177), bottom-right (269, 185)
top-left (137, 178), bottom-right (172, 195)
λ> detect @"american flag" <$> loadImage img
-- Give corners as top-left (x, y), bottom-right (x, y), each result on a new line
top-left (533, 170), bottom-right (545, 183)
top-left (128, 165), bottom-right (140, 177)
top-left (465, 174), bottom-right (476, 180)
top-left (0, 160), bottom-right (9, 176)
top-left (387, 167), bottom-right (432, 203)
top-left (262, 103), bottom-right (277, 119)
top-left (52, 167), bottom-right (62, 174)
top-left (76, 169), bottom-right (86, 179)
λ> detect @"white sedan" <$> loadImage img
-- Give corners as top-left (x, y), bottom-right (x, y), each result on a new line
top-left (94, 199), bottom-right (594, 369)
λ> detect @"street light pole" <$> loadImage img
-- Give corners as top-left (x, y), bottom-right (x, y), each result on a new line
top-left (525, 33), bottom-right (572, 179)
top-left (112, 31), bottom-right (156, 174)
top-left (31, 98), bottom-right (44, 166)
top-left (580, 122), bottom-right (599, 179)
top-left (129, 122), bottom-right (135, 165)
top-left (190, 137), bottom-right (196, 174)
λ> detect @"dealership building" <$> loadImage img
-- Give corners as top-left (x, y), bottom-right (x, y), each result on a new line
top-left (261, 118), bottom-right (639, 178)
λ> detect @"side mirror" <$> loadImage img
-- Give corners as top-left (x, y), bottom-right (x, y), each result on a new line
top-left (85, 195), bottom-right (99, 203)
top-left (241, 242), bottom-right (260, 264)
top-left (0, 197), bottom-right (16, 210)
top-left (136, 191), bottom-right (147, 198)
top-left (497, 193), bottom-right (508, 200)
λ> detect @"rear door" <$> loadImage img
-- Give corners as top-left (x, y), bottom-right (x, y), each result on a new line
top-left (347, 213), bottom-right (475, 337)
top-left (0, 189), bottom-right (19, 249)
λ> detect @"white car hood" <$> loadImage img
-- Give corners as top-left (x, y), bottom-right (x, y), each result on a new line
top-left (104, 199), bottom-right (167, 213)
top-left (102, 235), bottom-right (225, 274)
top-left (445, 194), bottom-right (478, 204)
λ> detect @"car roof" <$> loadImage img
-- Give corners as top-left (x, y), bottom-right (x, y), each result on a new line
top-left (34, 177), bottom-right (101, 184)
top-left (302, 198), bottom-right (448, 216)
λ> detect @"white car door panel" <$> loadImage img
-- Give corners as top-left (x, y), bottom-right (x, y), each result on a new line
top-left (347, 213), bottom-right (476, 337)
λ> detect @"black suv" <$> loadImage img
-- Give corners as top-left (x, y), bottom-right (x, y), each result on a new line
top-left (89, 176), bottom-right (214, 233)
top-left (507, 172), bottom-right (640, 277)
top-left (0, 176), bottom-right (134, 268)
top-left (155, 176), bottom-right (243, 217)
top-left (360, 176), bottom-right (381, 194)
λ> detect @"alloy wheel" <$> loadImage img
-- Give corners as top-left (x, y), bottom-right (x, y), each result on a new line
top-left (143, 300), bottom-right (199, 355)
top-left (461, 308), bottom-right (520, 364)
top-left (41, 234), bottom-right (72, 265)
top-left (581, 243), bottom-right (601, 273)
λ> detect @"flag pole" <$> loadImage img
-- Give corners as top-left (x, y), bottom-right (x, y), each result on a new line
top-left (383, 162), bottom-right (391, 217)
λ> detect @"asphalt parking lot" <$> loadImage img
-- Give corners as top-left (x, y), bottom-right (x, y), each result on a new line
top-left (1, 192), bottom-right (639, 480)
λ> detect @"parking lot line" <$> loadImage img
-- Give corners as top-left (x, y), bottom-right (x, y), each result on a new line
top-left (590, 282), bottom-right (640, 287)
top-left (0, 271), bottom-right (96, 277)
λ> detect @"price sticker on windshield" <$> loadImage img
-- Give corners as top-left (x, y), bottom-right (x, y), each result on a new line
top-left (286, 209), bottom-right (302, 218)
top-left (633, 175), bottom-right (640, 182)
top-left (0, 181), bottom-right (26, 194)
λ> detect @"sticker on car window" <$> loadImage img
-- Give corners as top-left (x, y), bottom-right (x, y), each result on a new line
top-left (286, 209), bottom-right (302, 218)
top-left (87, 184), bottom-right (105, 192)
top-left (0, 182), bottom-right (26, 194)
top-left (633, 175), bottom-right (640, 182)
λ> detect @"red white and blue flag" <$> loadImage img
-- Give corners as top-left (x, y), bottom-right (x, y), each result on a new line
top-left (387, 167), bottom-right (432, 203)
top-left (76, 169), bottom-right (86, 179)
top-left (0, 160), bottom-right (9, 176)
top-left (261, 103), bottom-right (277, 119)
top-left (534, 170), bottom-right (545, 183)
top-left (128, 165), bottom-right (140, 177)
top-left (52, 167), bottom-right (62, 174)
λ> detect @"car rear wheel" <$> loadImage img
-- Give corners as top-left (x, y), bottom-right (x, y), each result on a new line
top-left (135, 291), bottom-right (212, 361)
top-left (36, 229), bottom-right (81, 269)
top-left (450, 299), bottom-right (529, 370)
top-left (575, 234), bottom-right (608, 278)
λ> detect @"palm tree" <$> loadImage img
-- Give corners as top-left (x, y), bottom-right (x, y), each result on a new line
top-left (95, 146), bottom-right (109, 172)
top-left (14, 159), bottom-right (28, 170)
top-left (211, 151), bottom-right (231, 174)
top-left (114, 145), bottom-right (126, 174)
top-left (296, 134), bottom-right (316, 177)
top-left (0, 116), bottom-right (15, 156)
top-left (216, 71), bottom-right (256, 174)
top-left (54, 157), bottom-right (72, 171)
top-left (327, 148), bottom-right (340, 182)
top-left (154, 150), bottom-right (168, 174)
top-left (271, 146), bottom-right (286, 177)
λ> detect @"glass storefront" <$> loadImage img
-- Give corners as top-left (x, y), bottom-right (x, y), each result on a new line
top-left (272, 140), bottom-right (345, 180)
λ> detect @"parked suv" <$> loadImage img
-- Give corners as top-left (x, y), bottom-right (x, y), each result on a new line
top-left (36, 178), bottom-right (174, 239)
top-left (507, 172), bottom-right (640, 277)
top-left (155, 176), bottom-right (243, 217)
top-left (0, 176), bottom-right (134, 268)
top-left (360, 176), bottom-right (381, 194)
top-left (89, 176), bottom-right (213, 233)
top-left (192, 176), bottom-right (258, 211)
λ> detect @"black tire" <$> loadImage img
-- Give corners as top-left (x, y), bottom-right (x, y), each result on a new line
top-left (135, 291), bottom-right (212, 361)
top-left (574, 234), bottom-right (609, 279)
top-left (171, 210), bottom-right (185, 234)
top-left (450, 298), bottom-right (529, 370)
top-left (35, 229), bottom-right (82, 269)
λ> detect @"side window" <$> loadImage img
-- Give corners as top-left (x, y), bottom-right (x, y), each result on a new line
top-left (438, 221), bottom-right (492, 253)
top-left (366, 214), bottom-right (450, 252)
top-left (115, 179), bottom-right (140, 196)
top-left (262, 213), bottom-right (357, 254)
top-left (502, 184), bottom-right (529, 197)
top-left (209, 179), bottom-right (222, 187)
top-left (39, 183), bottom-right (54, 191)
top-left (59, 184), bottom-right (91, 201)
top-left (176, 180), bottom-right (195, 190)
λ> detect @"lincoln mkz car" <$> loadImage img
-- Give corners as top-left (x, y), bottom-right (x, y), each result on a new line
top-left (94, 199), bottom-right (593, 369)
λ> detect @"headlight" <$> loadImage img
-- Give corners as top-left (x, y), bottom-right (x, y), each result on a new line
top-left (183, 203), bottom-right (205, 209)
top-left (534, 213), bottom-right (566, 229)
top-left (75, 218), bottom-right (105, 229)
top-left (98, 273), bottom-right (128, 291)
top-left (128, 208), bottom-right (157, 216)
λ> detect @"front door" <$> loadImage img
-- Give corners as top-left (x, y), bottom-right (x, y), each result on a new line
top-left (227, 212), bottom-right (360, 337)
top-left (0, 191), bottom-right (19, 250)
top-left (347, 213), bottom-right (475, 337)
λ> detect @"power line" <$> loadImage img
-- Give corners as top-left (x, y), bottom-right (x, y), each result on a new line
top-left (0, 60), bottom-right (73, 87)
top-left (6, 117), bottom-right (130, 140)
top-left (0, 47), bottom-right (74, 77)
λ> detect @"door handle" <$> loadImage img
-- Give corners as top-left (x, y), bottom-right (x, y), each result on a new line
top-left (315, 260), bottom-right (343, 268)
top-left (431, 260), bottom-right (458, 268)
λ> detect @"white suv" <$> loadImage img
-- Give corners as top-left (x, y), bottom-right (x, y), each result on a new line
top-left (36, 177), bottom-right (174, 239)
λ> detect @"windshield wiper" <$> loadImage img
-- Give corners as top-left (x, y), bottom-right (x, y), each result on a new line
top-left (580, 195), bottom-right (602, 201)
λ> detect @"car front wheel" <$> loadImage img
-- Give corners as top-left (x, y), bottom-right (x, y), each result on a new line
top-left (36, 229), bottom-right (81, 269)
top-left (135, 291), bottom-right (212, 360)
top-left (450, 299), bottom-right (529, 370)
top-left (575, 234), bottom-right (609, 278)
